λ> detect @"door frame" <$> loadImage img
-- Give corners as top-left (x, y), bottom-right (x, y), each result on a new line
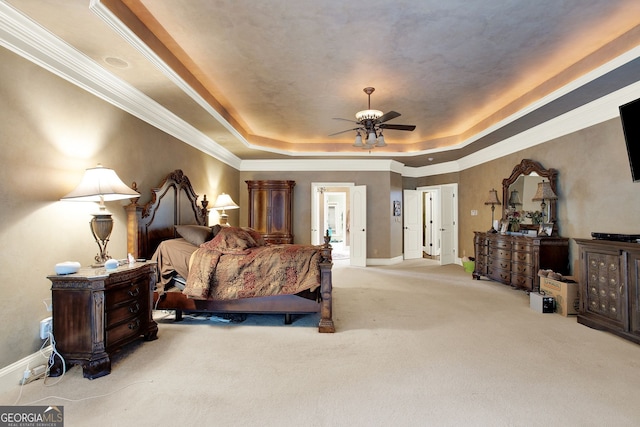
top-left (413, 184), bottom-right (459, 265)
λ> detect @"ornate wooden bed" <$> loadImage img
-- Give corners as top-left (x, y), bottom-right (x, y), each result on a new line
top-left (124, 170), bottom-right (335, 333)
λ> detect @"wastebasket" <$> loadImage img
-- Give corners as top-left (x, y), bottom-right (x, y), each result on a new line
top-left (463, 261), bottom-right (475, 273)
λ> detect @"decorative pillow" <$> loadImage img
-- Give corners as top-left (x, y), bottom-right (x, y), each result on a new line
top-left (200, 226), bottom-right (259, 253)
top-left (241, 227), bottom-right (266, 246)
top-left (175, 225), bottom-right (213, 246)
top-left (211, 224), bottom-right (223, 238)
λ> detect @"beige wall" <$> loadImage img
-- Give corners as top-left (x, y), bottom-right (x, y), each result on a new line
top-left (431, 118), bottom-right (639, 274)
top-left (239, 170), bottom-right (402, 259)
top-left (0, 48), bottom-right (239, 367)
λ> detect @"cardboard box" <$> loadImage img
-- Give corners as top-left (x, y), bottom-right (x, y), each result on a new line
top-left (540, 276), bottom-right (580, 316)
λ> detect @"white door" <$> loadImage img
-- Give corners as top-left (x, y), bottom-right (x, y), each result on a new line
top-left (311, 185), bottom-right (321, 244)
top-left (350, 185), bottom-right (367, 267)
top-left (403, 189), bottom-right (422, 259)
top-left (439, 184), bottom-right (457, 265)
top-left (423, 192), bottom-right (434, 256)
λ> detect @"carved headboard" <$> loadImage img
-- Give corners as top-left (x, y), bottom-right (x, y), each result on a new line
top-left (125, 170), bottom-right (208, 259)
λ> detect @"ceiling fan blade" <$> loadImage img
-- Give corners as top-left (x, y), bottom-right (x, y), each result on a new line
top-left (376, 111), bottom-right (401, 124)
top-left (328, 127), bottom-right (361, 136)
top-left (332, 117), bottom-right (358, 124)
top-left (379, 124), bottom-right (416, 131)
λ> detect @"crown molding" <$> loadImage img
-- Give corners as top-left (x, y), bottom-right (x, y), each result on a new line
top-left (0, 1), bottom-right (242, 169)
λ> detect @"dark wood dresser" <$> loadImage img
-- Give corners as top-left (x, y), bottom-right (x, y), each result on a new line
top-left (473, 232), bottom-right (569, 291)
top-left (575, 238), bottom-right (640, 344)
top-left (246, 180), bottom-right (295, 244)
top-left (48, 261), bottom-right (158, 379)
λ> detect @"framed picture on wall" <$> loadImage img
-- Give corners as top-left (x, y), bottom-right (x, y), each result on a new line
top-left (393, 200), bottom-right (401, 216)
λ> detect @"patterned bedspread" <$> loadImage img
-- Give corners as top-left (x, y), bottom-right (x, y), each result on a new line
top-left (183, 227), bottom-right (321, 300)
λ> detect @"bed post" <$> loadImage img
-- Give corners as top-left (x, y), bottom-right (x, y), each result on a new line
top-left (125, 183), bottom-right (143, 259)
top-left (318, 231), bottom-right (335, 333)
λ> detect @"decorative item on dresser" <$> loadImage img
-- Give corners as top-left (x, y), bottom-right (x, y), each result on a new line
top-left (127, 171), bottom-right (334, 333)
top-left (47, 261), bottom-right (158, 379)
top-left (246, 180), bottom-right (295, 244)
top-left (575, 238), bottom-right (640, 344)
top-left (473, 159), bottom-right (568, 291)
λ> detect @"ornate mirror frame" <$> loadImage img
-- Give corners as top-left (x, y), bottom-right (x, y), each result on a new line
top-left (502, 159), bottom-right (558, 224)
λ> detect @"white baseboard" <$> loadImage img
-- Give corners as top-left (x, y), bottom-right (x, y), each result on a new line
top-left (0, 346), bottom-right (52, 395)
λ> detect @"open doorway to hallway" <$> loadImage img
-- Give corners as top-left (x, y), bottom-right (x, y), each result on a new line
top-left (311, 183), bottom-right (352, 261)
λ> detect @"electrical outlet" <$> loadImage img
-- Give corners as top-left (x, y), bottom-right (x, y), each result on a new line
top-left (39, 317), bottom-right (52, 339)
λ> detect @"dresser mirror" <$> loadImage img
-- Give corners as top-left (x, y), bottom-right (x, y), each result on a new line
top-left (502, 159), bottom-right (558, 226)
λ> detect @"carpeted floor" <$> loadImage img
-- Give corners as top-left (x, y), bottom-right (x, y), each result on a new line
top-left (2, 259), bottom-right (640, 426)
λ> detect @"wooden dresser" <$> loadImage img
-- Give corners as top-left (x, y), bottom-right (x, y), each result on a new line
top-left (473, 232), bottom-right (569, 291)
top-left (575, 239), bottom-right (640, 344)
top-left (246, 180), bottom-right (295, 244)
top-left (48, 262), bottom-right (158, 379)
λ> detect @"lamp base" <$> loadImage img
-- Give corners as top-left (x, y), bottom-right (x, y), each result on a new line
top-left (91, 213), bottom-right (113, 266)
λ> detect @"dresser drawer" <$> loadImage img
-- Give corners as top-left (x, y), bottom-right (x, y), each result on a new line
top-left (512, 251), bottom-right (532, 264)
top-left (510, 273), bottom-right (533, 290)
top-left (489, 248), bottom-right (511, 261)
top-left (489, 239), bottom-right (512, 250)
top-left (511, 261), bottom-right (533, 276)
top-left (487, 257), bottom-right (510, 271)
top-left (512, 242), bottom-right (531, 252)
top-left (488, 267), bottom-right (511, 284)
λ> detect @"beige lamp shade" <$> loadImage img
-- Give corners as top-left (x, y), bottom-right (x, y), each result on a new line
top-left (213, 193), bottom-right (239, 225)
top-left (61, 164), bottom-right (139, 265)
top-left (61, 164), bottom-right (139, 202)
top-left (484, 188), bottom-right (501, 206)
top-left (531, 180), bottom-right (558, 202)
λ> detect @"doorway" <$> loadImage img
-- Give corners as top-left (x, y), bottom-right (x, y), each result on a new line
top-left (404, 184), bottom-right (458, 265)
top-left (311, 183), bottom-right (367, 266)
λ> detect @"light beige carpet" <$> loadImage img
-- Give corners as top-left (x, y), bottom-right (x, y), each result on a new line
top-left (2, 259), bottom-right (640, 426)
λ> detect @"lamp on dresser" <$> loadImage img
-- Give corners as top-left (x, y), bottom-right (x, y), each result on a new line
top-left (484, 188), bottom-right (501, 233)
top-left (508, 189), bottom-right (522, 208)
top-left (531, 180), bottom-right (558, 236)
top-left (213, 193), bottom-right (239, 226)
top-left (61, 164), bottom-right (139, 266)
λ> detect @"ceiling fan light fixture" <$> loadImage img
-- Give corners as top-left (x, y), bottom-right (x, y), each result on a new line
top-left (355, 109), bottom-right (383, 122)
top-left (353, 132), bottom-right (364, 147)
top-left (376, 133), bottom-right (386, 147)
top-left (366, 131), bottom-right (377, 146)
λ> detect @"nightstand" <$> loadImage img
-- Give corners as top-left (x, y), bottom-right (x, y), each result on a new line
top-left (47, 261), bottom-right (158, 379)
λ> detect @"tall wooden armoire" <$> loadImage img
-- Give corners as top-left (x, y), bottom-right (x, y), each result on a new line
top-left (246, 180), bottom-right (295, 244)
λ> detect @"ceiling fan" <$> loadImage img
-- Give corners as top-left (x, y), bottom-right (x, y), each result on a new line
top-left (330, 87), bottom-right (416, 149)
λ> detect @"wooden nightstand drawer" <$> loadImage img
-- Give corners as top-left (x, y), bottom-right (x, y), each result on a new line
top-left (106, 280), bottom-right (142, 307)
top-left (107, 300), bottom-right (141, 327)
top-left (107, 317), bottom-right (142, 348)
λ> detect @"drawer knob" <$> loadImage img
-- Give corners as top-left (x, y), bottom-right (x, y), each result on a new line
top-left (128, 319), bottom-right (140, 330)
top-left (128, 287), bottom-right (140, 297)
top-left (129, 303), bottom-right (140, 314)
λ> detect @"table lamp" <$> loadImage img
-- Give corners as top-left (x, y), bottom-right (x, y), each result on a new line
top-left (61, 164), bottom-right (139, 266)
